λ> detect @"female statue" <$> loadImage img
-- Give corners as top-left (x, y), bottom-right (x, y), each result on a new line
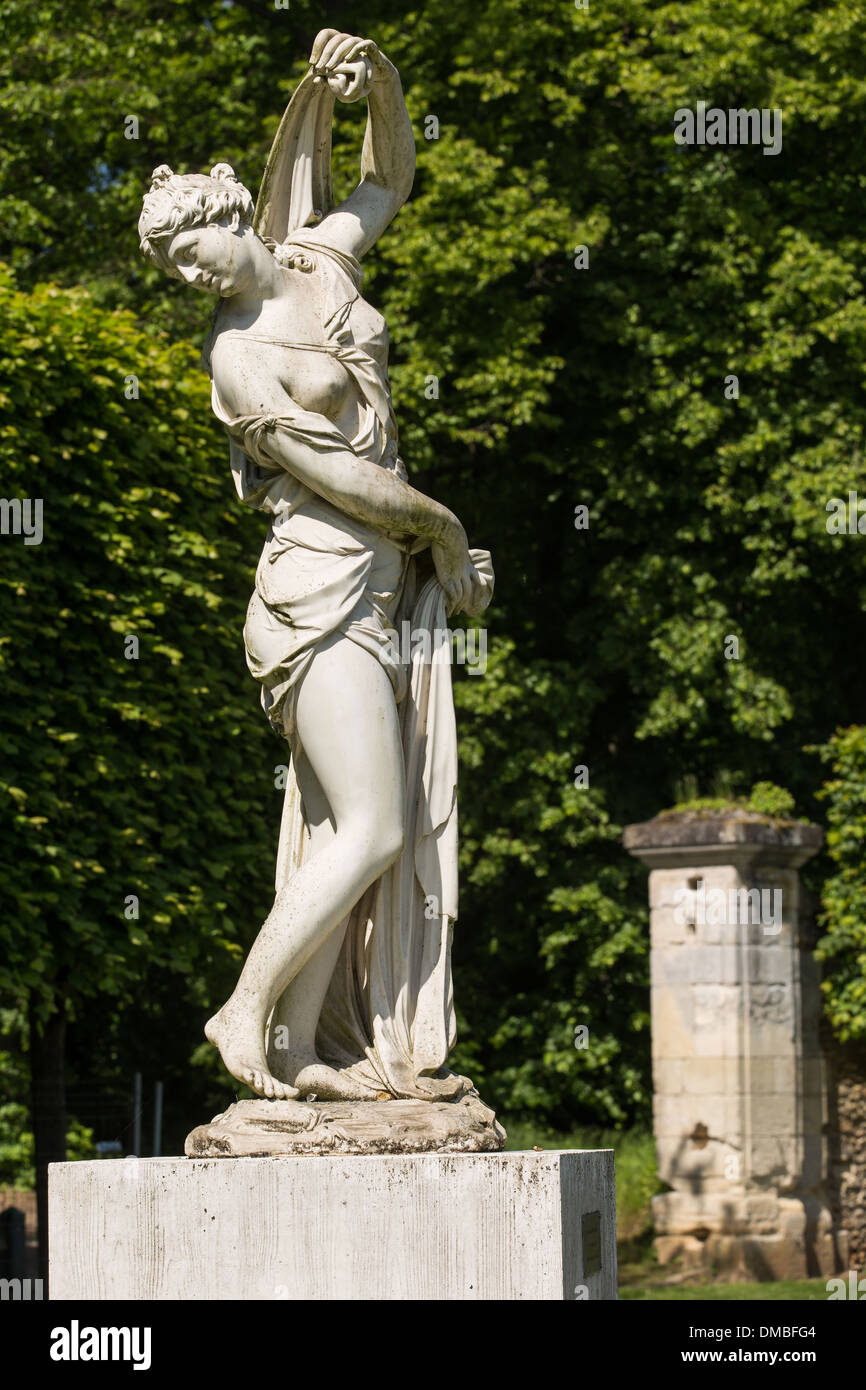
top-left (138, 30), bottom-right (493, 1115)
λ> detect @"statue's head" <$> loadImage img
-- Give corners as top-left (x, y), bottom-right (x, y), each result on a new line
top-left (138, 163), bottom-right (257, 296)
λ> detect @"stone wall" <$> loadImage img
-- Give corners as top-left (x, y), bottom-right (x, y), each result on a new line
top-left (826, 1038), bottom-right (866, 1270)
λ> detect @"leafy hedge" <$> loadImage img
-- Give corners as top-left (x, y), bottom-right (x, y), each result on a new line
top-left (814, 729), bottom-right (866, 1042)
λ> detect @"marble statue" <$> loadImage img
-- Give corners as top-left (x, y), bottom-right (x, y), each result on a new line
top-left (138, 29), bottom-right (502, 1151)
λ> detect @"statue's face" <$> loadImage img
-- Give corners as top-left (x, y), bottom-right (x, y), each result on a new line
top-left (163, 221), bottom-right (255, 296)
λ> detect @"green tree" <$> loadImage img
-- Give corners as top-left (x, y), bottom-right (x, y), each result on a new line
top-left (0, 266), bottom-right (278, 1268)
top-left (813, 728), bottom-right (866, 1043)
top-left (3, 0), bottom-right (866, 1171)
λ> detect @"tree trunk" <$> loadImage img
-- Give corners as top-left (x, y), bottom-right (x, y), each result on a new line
top-left (28, 998), bottom-right (66, 1288)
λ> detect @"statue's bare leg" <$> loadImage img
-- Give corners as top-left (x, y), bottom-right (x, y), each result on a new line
top-left (266, 749), bottom-right (381, 1100)
top-left (206, 631), bottom-right (405, 1099)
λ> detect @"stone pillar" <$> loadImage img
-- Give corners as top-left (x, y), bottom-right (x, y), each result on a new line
top-left (624, 810), bottom-right (846, 1281)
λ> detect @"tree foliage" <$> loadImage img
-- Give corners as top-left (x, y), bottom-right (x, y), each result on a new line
top-left (0, 266), bottom-right (275, 1042)
top-left (813, 729), bottom-right (866, 1042)
top-left (2, 0), bottom-right (866, 1140)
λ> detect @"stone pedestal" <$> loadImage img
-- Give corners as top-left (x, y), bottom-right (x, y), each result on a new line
top-left (49, 1149), bottom-right (617, 1300)
top-left (185, 1094), bottom-right (505, 1157)
top-left (624, 809), bottom-right (846, 1281)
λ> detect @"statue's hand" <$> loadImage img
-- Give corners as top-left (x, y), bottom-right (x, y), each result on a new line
top-left (432, 533), bottom-right (492, 618)
top-left (465, 548), bottom-right (495, 618)
top-left (309, 29), bottom-right (379, 104)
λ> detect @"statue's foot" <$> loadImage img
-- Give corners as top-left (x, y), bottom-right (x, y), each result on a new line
top-left (279, 1049), bottom-right (381, 1101)
top-left (205, 1006), bottom-right (302, 1101)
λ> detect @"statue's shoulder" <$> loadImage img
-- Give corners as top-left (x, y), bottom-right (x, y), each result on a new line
top-left (283, 223), bottom-right (364, 286)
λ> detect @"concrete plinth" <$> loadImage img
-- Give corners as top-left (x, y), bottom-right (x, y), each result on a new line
top-left (49, 1149), bottom-right (617, 1301)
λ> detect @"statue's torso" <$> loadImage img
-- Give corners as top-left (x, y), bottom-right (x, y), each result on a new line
top-left (209, 263), bottom-right (364, 438)
top-left (212, 334), bottom-right (360, 434)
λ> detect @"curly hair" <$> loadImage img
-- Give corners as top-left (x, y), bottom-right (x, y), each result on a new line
top-left (138, 163), bottom-right (255, 275)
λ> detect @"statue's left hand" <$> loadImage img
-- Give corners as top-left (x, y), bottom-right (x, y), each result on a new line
top-left (309, 29), bottom-right (381, 103)
top-left (432, 538), bottom-right (494, 619)
top-left (464, 549), bottom-right (495, 618)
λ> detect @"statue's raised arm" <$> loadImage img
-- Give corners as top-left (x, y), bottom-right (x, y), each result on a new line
top-left (254, 28), bottom-right (416, 260)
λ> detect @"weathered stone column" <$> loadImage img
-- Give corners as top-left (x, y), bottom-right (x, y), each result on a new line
top-left (624, 809), bottom-right (846, 1280)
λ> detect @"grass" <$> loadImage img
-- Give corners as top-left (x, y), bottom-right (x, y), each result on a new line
top-left (621, 1279), bottom-right (832, 1301)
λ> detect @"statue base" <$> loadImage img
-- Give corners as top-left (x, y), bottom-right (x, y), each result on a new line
top-left (184, 1093), bottom-right (506, 1157)
top-left (49, 1149), bottom-right (617, 1299)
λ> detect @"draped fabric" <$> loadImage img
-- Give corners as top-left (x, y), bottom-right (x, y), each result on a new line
top-left (265, 564), bottom-right (467, 1100)
top-left (204, 228), bottom-right (418, 738)
top-left (206, 210), bottom-right (493, 1096)
top-left (203, 71), bottom-right (493, 1098)
top-left (253, 70), bottom-right (337, 244)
